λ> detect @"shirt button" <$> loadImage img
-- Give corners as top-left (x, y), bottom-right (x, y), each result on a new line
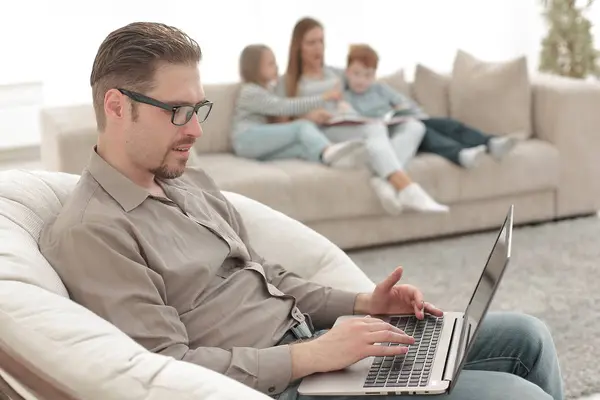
top-left (268, 386), bottom-right (276, 393)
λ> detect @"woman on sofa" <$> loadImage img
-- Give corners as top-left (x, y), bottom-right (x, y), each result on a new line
top-left (275, 19), bottom-right (448, 215)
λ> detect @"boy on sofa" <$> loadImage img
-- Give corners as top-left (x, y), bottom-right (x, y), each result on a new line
top-left (340, 44), bottom-right (518, 169)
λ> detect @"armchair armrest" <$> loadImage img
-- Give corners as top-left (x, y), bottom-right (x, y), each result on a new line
top-left (532, 74), bottom-right (600, 216)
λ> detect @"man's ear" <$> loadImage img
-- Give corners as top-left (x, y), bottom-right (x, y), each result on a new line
top-left (104, 89), bottom-right (125, 121)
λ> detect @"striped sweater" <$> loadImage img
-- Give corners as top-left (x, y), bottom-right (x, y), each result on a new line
top-left (231, 82), bottom-right (327, 137)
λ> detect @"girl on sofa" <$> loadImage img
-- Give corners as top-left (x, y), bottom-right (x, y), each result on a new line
top-left (231, 44), bottom-right (366, 169)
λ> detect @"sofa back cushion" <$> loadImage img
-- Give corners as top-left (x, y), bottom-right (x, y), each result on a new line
top-left (412, 64), bottom-right (451, 118)
top-left (194, 82), bottom-right (241, 155)
top-left (0, 170), bottom-right (79, 296)
top-left (449, 50), bottom-right (532, 139)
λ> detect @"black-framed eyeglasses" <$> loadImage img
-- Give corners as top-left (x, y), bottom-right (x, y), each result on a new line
top-left (118, 88), bottom-right (213, 126)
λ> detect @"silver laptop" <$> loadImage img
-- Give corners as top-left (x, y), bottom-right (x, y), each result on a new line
top-left (298, 205), bottom-right (514, 396)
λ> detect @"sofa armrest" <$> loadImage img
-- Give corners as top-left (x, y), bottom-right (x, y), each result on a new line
top-left (532, 74), bottom-right (600, 216)
top-left (40, 104), bottom-right (97, 174)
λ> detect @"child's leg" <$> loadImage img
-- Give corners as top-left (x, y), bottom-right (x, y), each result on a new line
top-left (417, 125), bottom-right (466, 165)
top-left (421, 118), bottom-right (518, 163)
top-left (388, 119), bottom-right (427, 169)
top-left (422, 117), bottom-right (491, 147)
top-left (233, 120), bottom-right (328, 162)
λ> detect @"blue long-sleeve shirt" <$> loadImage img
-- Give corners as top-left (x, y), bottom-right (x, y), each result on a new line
top-left (342, 82), bottom-right (429, 119)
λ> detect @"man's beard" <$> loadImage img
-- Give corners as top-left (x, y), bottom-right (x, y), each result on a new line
top-left (150, 163), bottom-right (185, 180)
top-left (150, 152), bottom-right (187, 180)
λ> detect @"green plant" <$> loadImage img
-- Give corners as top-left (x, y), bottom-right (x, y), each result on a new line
top-left (539, 0), bottom-right (600, 79)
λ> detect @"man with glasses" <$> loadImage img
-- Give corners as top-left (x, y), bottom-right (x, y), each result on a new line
top-left (38, 22), bottom-right (564, 400)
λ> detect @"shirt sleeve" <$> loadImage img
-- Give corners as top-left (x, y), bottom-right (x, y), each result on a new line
top-left (39, 220), bottom-right (293, 395)
top-left (377, 83), bottom-right (428, 117)
top-left (377, 82), bottom-right (411, 106)
top-left (274, 75), bottom-right (290, 97)
top-left (238, 83), bottom-right (324, 117)
top-left (222, 200), bottom-right (359, 330)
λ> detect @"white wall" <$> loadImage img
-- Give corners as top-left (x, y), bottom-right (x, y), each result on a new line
top-left (0, 0), bottom-right (598, 149)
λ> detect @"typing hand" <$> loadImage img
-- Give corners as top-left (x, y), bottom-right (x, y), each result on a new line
top-left (290, 316), bottom-right (414, 378)
top-left (356, 266), bottom-right (443, 320)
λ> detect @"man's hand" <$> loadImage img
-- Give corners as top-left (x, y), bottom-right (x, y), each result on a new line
top-left (302, 108), bottom-right (333, 125)
top-left (355, 266), bottom-right (443, 320)
top-left (290, 316), bottom-right (414, 379)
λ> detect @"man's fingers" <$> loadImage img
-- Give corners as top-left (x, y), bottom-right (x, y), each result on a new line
top-left (367, 331), bottom-right (415, 346)
top-left (378, 266), bottom-right (404, 292)
top-left (425, 302), bottom-right (444, 317)
top-left (367, 344), bottom-right (410, 357)
top-left (365, 321), bottom-right (406, 335)
top-left (409, 288), bottom-right (425, 318)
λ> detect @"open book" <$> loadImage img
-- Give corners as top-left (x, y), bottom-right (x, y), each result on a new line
top-left (323, 109), bottom-right (413, 127)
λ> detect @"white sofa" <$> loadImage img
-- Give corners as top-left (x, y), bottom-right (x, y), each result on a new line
top-left (39, 68), bottom-right (600, 250)
top-left (0, 169), bottom-right (375, 400)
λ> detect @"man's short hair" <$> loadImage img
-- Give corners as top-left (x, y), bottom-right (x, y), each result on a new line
top-left (90, 22), bottom-right (202, 131)
top-left (347, 44), bottom-right (379, 70)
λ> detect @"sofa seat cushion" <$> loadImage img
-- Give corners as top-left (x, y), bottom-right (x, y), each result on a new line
top-left (455, 139), bottom-right (559, 202)
top-left (408, 139), bottom-right (559, 204)
top-left (267, 160), bottom-right (380, 222)
top-left (199, 140), bottom-right (558, 222)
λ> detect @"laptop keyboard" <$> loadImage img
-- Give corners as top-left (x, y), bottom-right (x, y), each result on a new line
top-left (363, 315), bottom-right (444, 388)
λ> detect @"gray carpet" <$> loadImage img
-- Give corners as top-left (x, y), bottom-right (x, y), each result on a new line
top-left (348, 215), bottom-right (600, 400)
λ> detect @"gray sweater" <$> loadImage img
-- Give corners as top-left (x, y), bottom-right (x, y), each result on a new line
top-left (231, 82), bottom-right (326, 136)
top-left (274, 66), bottom-right (343, 113)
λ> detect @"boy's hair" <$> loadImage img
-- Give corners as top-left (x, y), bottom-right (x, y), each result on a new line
top-left (347, 44), bottom-right (379, 69)
top-left (90, 22), bottom-right (201, 131)
top-left (239, 44), bottom-right (270, 85)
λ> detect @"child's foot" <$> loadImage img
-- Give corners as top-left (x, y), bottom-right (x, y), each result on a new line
top-left (458, 145), bottom-right (487, 169)
top-left (370, 177), bottom-right (403, 215)
top-left (396, 183), bottom-right (450, 213)
top-left (322, 140), bottom-right (367, 169)
top-left (488, 136), bottom-right (518, 160)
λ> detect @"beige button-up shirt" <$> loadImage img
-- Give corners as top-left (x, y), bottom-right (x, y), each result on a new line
top-left (39, 150), bottom-right (359, 396)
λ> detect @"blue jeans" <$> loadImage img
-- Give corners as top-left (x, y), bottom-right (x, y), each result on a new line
top-left (322, 119), bottom-right (425, 178)
top-left (233, 120), bottom-right (329, 163)
top-left (278, 312), bottom-right (564, 400)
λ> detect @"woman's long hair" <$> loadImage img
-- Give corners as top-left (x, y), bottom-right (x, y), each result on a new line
top-left (285, 17), bottom-right (323, 98)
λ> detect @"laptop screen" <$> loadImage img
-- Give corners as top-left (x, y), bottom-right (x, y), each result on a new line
top-left (450, 206), bottom-right (513, 388)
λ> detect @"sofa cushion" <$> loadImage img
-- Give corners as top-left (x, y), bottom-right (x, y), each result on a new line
top-left (378, 69), bottom-right (411, 97)
top-left (454, 139), bottom-right (559, 202)
top-left (267, 159), bottom-right (380, 222)
top-left (0, 170), bottom-right (79, 297)
top-left (412, 64), bottom-right (451, 118)
top-left (194, 82), bottom-right (241, 155)
top-left (450, 50), bottom-right (532, 139)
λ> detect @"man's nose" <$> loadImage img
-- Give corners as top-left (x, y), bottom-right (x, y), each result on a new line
top-left (181, 113), bottom-right (203, 138)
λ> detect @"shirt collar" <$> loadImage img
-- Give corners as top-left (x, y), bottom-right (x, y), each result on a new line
top-left (87, 147), bottom-right (151, 212)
